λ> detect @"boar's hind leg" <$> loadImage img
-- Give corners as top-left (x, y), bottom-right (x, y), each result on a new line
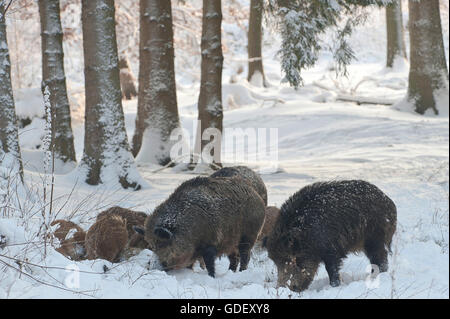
top-left (228, 252), bottom-right (239, 272)
top-left (323, 256), bottom-right (342, 287)
top-left (364, 239), bottom-right (389, 273)
top-left (238, 237), bottom-right (254, 271)
top-left (202, 246), bottom-right (217, 278)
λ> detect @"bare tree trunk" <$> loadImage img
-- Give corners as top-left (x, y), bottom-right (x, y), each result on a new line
top-left (247, 0), bottom-right (267, 87)
top-left (408, 0), bottom-right (449, 115)
top-left (193, 0), bottom-right (223, 169)
top-left (119, 56), bottom-right (137, 100)
top-left (0, 3), bottom-right (23, 181)
top-left (80, 0), bottom-right (143, 189)
top-left (38, 0), bottom-right (76, 165)
top-left (385, 0), bottom-right (406, 68)
top-left (132, 0), bottom-right (182, 166)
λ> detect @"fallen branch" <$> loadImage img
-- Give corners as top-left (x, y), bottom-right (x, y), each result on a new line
top-left (146, 153), bottom-right (222, 174)
top-left (312, 81), bottom-right (395, 106)
top-left (336, 94), bottom-right (396, 106)
top-left (259, 98), bottom-right (286, 108)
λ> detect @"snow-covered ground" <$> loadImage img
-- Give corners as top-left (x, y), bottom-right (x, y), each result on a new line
top-left (0, 4), bottom-right (448, 298)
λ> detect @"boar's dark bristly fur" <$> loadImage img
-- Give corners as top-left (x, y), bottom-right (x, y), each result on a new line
top-left (143, 176), bottom-right (265, 277)
top-left (210, 166), bottom-right (268, 206)
top-left (267, 180), bottom-right (397, 292)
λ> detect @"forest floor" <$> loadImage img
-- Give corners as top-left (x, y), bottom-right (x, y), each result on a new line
top-left (1, 5), bottom-right (449, 298)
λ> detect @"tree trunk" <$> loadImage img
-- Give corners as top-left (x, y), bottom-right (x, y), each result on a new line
top-left (408, 0), bottom-right (449, 115)
top-left (0, 3), bottom-right (23, 181)
top-left (193, 0), bottom-right (223, 168)
top-left (80, 0), bottom-right (143, 189)
top-left (132, 0), bottom-right (182, 166)
top-left (247, 0), bottom-right (267, 87)
top-left (385, 0), bottom-right (406, 68)
top-left (38, 0), bottom-right (76, 165)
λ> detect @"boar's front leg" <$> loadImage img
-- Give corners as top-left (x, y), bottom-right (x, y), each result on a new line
top-left (228, 252), bottom-right (239, 272)
top-left (202, 246), bottom-right (217, 278)
top-left (323, 256), bottom-right (342, 287)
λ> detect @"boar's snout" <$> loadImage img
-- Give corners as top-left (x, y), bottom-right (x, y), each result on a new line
top-left (276, 260), bottom-right (296, 287)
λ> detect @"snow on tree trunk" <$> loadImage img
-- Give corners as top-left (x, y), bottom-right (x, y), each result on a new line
top-left (38, 0), bottom-right (76, 166)
top-left (385, 0), bottom-right (407, 68)
top-left (41, 86), bottom-right (55, 244)
top-left (132, 0), bottom-right (182, 166)
top-left (79, 0), bottom-right (144, 189)
top-left (119, 56), bottom-right (137, 100)
top-left (247, 0), bottom-right (267, 87)
top-left (407, 0), bottom-right (449, 115)
top-left (0, 3), bottom-right (23, 182)
top-left (193, 0), bottom-right (223, 169)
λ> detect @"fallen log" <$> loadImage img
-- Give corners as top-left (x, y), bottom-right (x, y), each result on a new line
top-left (336, 94), bottom-right (395, 106)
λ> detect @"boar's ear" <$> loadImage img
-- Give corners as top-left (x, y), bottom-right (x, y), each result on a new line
top-left (154, 227), bottom-right (173, 240)
top-left (133, 226), bottom-right (145, 236)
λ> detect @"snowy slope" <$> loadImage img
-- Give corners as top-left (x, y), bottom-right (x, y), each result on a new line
top-left (1, 3), bottom-right (449, 298)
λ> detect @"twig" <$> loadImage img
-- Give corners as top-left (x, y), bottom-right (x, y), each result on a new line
top-left (4, 0), bottom-right (13, 14)
top-left (0, 253), bottom-right (106, 275)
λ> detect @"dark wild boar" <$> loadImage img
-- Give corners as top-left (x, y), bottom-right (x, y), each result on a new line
top-left (135, 176), bottom-right (265, 277)
top-left (266, 180), bottom-right (397, 292)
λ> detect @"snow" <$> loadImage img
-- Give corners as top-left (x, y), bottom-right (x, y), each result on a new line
top-left (14, 88), bottom-right (46, 121)
top-left (434, 83), bottom-right (450, 117)
top-left (248, 70), bottom-right (264, 88)
top-left (222, 83), bottom-right (258, 109)
top-left (136, 126), bottom-right (187, 166)
top-left (388, 55), bottom-right (409, 73)
top-left (1, 3), bottom-right (449, 299)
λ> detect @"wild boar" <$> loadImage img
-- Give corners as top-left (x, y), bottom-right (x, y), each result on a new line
top-left (135, 176), bottom-right (265, 277)
top-left (119, 57), bottom-right (137, 100)
top-left (50, 220), bottom-right (86, 261)
top-left (266, 180), bottom-right (397, 292)
top-left (85, 215), bottom-right (128, 263)
top-left (96, 206), bottom-right (148, 249)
